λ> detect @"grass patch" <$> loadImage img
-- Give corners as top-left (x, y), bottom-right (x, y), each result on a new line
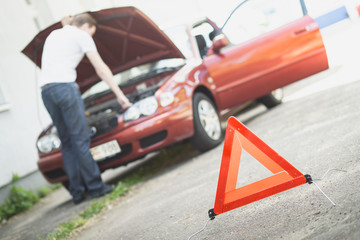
top-left (11, 173), bottom-right (20, 183)
top-left (80, 200), bottom-right (107, 219)
top-left (107, 182), bottom-right (129, 200)
top-left (0, 179), bottom-right (62, 222)
top-left (37, 184), bottom-right (61, 198)
top-left (37, 187), bottom-right (52, 198)
top-left (42, 217), bottom-right (87, 240)
top-left (49, 183), bottom-right (62, 191)
top-left (40, 142), bottom-right (196, 239)
top-left (0, 184), bottom-right (40, 221)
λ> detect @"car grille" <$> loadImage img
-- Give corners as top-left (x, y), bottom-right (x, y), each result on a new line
top-left (89, 114), bottom-right (118, 138)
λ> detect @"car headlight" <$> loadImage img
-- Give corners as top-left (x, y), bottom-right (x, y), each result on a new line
top-left (37, 134), bottom-right (61, 153)
top-left (124, 96), bottom-right (158, 122)
top-left (138, 96), bottom-right (158, 116)
top-left (159, 92), bottom-right (175, 107)
top-left (124, 106), bottom-right (141, 122)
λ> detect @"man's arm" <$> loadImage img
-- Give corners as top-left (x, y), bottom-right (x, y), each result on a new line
top-left (86, 51), bottom-right (131, 109)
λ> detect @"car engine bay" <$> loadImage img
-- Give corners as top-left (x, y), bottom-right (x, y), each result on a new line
top-left (84, 81), bottom-right (162, 138)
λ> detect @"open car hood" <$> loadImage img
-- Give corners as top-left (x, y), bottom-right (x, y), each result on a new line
top-left (22, 7), bottom-right (184, 92)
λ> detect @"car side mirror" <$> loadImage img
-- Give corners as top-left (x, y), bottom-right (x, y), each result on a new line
top-left (212, 34), bottom-right (228, 53)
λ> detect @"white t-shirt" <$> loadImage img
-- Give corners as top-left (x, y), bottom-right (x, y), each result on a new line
top-left (40, 25), bottom-right (97, 87)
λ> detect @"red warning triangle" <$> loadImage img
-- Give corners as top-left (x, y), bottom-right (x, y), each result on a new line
top-left (213, 117), bottom-right (306, 215)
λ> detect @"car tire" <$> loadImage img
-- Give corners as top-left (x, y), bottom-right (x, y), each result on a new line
top-left (191, 92), bottom-right (223, 152)
top-left (258, 88), bottom-right (284, 109)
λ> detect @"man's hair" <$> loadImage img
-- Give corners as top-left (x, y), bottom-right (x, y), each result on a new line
top-left (71, 13), bottom-right (97, 27)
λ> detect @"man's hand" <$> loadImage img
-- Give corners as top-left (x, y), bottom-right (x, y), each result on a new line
top-left (117, 96), bottom-right (132, 110)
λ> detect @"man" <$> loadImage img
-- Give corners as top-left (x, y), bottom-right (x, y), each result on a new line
top-left (40, 13), bottom-right (131, 204)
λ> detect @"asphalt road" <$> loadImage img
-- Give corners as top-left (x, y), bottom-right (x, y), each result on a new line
top-left (75, 20), bottom-right (360, 240)
top-left (1, 19), bottom-right (360, 240)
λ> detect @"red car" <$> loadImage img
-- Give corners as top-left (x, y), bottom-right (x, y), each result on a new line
top-left (22, 4), bottom-right (328, 184)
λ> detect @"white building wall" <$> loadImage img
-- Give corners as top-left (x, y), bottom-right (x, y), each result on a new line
top-left (0, 0), bottom-right (47, 187)
top-left (0, 0), bottom-right (89, 188)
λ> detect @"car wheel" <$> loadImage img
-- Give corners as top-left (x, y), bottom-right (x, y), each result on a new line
top-left (258, 88), bottom-right (284, 109)
top-left (191, 92), bottom-right (223, 152)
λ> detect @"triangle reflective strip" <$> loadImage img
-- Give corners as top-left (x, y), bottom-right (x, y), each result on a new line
top-left (213, 117), bottom-right (306, 215)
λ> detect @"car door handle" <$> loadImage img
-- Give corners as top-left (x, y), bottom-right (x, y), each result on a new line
top-left (294, 28), bottom-right (308, 35)
top-left (293, 23), bottom-right (318, 36)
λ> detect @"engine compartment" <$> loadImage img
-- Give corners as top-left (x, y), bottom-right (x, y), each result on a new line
top-left (86, 99), bottom-right (120, 138)
top-left (84, 77), bottom-right (166, 138)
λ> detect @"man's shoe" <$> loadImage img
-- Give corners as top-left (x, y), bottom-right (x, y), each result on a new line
top-left (73, 195), bottom-right (85, 204)
top-left (91, 184), bottom-right (114, 199)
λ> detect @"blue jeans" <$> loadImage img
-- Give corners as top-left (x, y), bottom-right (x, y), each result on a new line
top-left (41, 82), bottom-right (104, 200)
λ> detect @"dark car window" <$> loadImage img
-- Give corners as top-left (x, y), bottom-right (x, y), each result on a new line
top-left (191, 21), bottom-right (217, 58)
top-left (222, 0), bottom-right (304, 44)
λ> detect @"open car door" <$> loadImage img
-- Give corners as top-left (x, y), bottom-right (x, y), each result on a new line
top-left (203, 0), bottom-right (329, 110)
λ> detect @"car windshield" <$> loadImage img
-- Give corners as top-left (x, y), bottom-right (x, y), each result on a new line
top-left (82, 58), bottom-right (185, 100)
